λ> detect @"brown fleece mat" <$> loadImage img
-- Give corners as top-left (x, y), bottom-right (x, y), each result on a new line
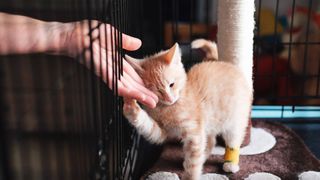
top-left (141, 121), bottom-right (320, 180)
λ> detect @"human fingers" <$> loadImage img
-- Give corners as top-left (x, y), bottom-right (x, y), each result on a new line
top-left (121, 33), bottom-right (142, 51)
top-left (118, 82), bottom-right (156, 108)
top-left (93, 24), bottom-right (141, 52)
top-left (103, 52), bottom-right (157, 103)
top-left (122, 59), bottom-right (145, 85)
top-left (99, 52), bottom-right (156, 108)
top-left (115, 68), bottom-right (157, 107)
top-left (122, 71), bottom-right (158, 102)
top-left (89, 42), bottom-right (156, 107)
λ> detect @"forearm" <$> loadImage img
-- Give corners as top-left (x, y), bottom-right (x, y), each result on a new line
top-left (0, 13), bottom-right (158, 107)
top-left (0, 13), bottom-right (74, 55)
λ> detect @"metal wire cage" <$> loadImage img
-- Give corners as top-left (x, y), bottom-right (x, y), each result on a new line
top-left (1, 0), bottom-right (320, 180)
top-left (0, 0), bottom-right (155, 179)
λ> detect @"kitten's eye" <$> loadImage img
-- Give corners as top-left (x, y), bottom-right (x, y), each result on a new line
top-left (169, 83), bottom-right (174, 88)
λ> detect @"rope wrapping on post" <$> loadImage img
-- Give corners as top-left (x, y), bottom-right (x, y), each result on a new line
top-left (217, 0), bottom-right (255, 89)
top-left (217, 0), bottom-right (255, 147)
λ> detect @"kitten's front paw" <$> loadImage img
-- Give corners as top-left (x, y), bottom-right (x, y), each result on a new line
top-left (223, 162), bottom-right (239, 173)
top-left (123, 99), bottom-right (141, 122)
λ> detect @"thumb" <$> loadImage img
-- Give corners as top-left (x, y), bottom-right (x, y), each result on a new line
top-left (122, 34), bottom-right (142, 51)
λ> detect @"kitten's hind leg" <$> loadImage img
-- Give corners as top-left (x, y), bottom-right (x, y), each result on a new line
top-left (221, 128), bottom-right (246, 173)
top-left (223, 146), bottom-right (240, 173)
top-left (205, 135), bottom-right (216, 159)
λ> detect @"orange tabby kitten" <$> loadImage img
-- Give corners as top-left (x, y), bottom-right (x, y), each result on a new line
top-left (123, 39), bottom-right (252, 180)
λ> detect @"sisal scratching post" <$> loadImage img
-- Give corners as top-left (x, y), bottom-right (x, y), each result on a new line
top-left (217, 0), bottom-right (255, 146)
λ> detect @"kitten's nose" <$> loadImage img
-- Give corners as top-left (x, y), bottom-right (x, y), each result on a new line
top-left (164, 94), bottom-right (175, 104)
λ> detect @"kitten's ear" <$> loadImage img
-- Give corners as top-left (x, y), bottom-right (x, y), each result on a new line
top-left (124, 55), bottom-right (145, 73)
top-left (163, 43), bottom-right (182, 65)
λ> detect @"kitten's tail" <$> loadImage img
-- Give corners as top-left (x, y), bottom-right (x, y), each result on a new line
top-left (191, 39), bottom-right (218, 61)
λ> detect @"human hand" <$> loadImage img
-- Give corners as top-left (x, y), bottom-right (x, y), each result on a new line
top-left (62, 20), bottom-right (158, 108)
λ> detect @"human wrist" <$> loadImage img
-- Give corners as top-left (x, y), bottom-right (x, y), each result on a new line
top-left (48, 21), bottom-right (81, 58)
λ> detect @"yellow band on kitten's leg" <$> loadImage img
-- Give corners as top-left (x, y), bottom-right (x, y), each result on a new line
top-left (224, 146), bottom-right (240, 165)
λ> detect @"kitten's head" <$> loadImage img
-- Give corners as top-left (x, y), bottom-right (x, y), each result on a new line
top-left (125, 43), bottom-right (186, 106)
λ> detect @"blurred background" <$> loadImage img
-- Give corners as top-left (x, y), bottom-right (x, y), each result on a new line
top-left (1, 0), bottom-right (320, 179)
